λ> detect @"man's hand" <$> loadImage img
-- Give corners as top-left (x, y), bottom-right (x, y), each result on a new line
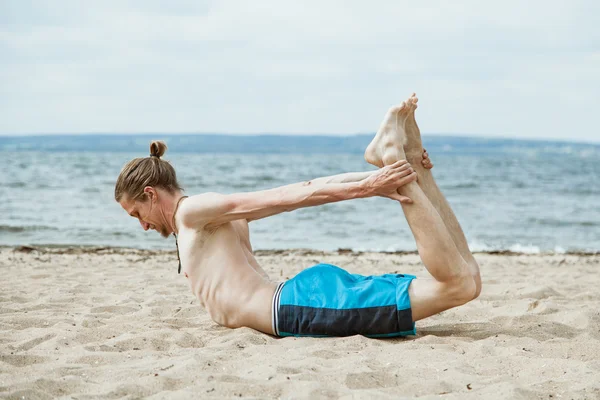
top-left (361, 160), bottom-right (417, 204)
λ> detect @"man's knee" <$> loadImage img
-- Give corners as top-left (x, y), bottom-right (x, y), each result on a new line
top-left (473, 273), bottom-right (482, 300)
top-left (442, 275), bottom-right (477, 307)
top-left (470, 259), bottom-right (482, 300)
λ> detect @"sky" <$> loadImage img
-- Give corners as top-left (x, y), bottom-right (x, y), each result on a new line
top-left (1, 0), bottom-right (599, 142)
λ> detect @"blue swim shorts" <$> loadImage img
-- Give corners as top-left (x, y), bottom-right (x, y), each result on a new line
top-left (271, 263), bottom-right (416, 338)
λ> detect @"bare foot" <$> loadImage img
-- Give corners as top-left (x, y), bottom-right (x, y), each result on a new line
top-left (365, 102), bottom-right (411, 167)
top-left (403, 93), bottom-right (425, 161)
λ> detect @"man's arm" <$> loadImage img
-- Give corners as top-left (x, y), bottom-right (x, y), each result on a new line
top-left (180, 160), bottom-right (415, 230)
top-left (308, 170), bottom-right (377, 185)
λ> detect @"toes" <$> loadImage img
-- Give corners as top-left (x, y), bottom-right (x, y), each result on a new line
top-left (410, 93), bottom-right (419, 106)
top-left (404, 95), bottom-right (418, 111)
top-left (397, 101), bottom-right (409, 115)
top-left (421, 152), bottom-right (433, 169)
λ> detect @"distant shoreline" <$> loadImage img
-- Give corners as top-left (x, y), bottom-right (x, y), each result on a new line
top-left (1, 133), bottom-right (599, 153)
top-left (0, 132), bottom-right (599, 146)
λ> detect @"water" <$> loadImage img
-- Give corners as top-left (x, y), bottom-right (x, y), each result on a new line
top-left (1, 135), bottom-right (599, 253)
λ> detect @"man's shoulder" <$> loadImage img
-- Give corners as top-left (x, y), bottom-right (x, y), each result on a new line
top-left (185, 192), bottom-right (223, 203)
top-left (179, 192), bottom-right (228, 228)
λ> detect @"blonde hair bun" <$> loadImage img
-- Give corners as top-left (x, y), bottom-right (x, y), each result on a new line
top-left (149, 140), bottom-right (168, 158)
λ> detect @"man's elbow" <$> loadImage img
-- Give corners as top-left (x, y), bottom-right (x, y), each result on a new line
top-left (219, 194), bottom-right (241, 213)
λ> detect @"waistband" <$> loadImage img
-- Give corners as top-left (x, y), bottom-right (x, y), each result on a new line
top-left (271, 281), bottom-right (285, 337)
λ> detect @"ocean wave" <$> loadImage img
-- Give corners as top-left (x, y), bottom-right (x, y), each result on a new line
top-left (465, 240), bottom-right (549, 254)
top-left (342, 243), bottom-right (578, 254)
top-left (0, 225), bottom-right (58, 233)
top-left (453, 182), bottom-right (479, 189)
top-left (110, 231), bottom-right (130, 237)
top-left (569, 188), bottom-right (600, 196)
top-left (229, 182), bottom-right (265, 190)
top-left (527, 218), bottom-right (600, 227)
top-left (82, 187), bottom-right (101, 193)
top-left (252, 175), bottom-right (277, 182)
top-left (508, 243), bottom-right (541, 254)
top-left (468, 240), bottom-right (494, 252)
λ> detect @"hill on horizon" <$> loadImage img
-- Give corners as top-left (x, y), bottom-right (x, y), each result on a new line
top-left (0, 134), bottom-right (597, 154)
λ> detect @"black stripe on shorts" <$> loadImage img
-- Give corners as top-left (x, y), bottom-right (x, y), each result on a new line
top-left (278, 304), bottom-right (413, 337)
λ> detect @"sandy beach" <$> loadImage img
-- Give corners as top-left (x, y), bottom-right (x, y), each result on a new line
top-left (1, 246), bottom-right (599, 399)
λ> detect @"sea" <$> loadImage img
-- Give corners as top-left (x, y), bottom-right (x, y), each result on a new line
top-left (1, 134), bottom-right (599, 253)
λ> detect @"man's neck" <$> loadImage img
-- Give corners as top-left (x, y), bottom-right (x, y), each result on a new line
top-left (170, 192), bottom-right (187, 235)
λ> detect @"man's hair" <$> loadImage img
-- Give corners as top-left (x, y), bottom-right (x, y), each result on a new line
top-left (114, 140), bottom-right (183, 202)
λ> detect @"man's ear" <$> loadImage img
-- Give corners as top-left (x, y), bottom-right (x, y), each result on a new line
top-left (143, 186), bottom-right (157, 202)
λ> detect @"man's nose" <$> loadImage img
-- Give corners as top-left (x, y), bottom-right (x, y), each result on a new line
top-left (140, 220), bottom-right (150, 231)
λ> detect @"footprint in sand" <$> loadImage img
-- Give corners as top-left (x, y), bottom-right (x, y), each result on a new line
top-left (527, 299), bottom-right (559, 315)
top-left (29, 274), bottom-right (51, 279)
top-left (160, 318), bottom-right (203, 329)
top-left (6, 317), bottom-right (56, 330)
top-left (492, 315), bottom-right (578, 340)
top-left (27, 378), bottom-right (84, 398)
top-left (311, 349), bottom-right (342, 359)
top-left (83, 344), bottom-right (121, 353)
top-left (173, 332), bottom-right (205, 348)
top-left (8, 296), bottom-right (30, 304)
top-left (276, 366), bottom-right (301, 375)
top-left (587, 312), bottom-right (600, 340)
top-left (80, 318), bottom-right (106, 328)
top-left (310, 388), bottom-right (344, 398)
top-left (345, 371), bottom-right (400, 389)
top-left (0, 354), bottom-right (49, 367)
top-left (113, 337), bottom-right (172, 352)
top-left (106, 383), bottom-right (155, 399)
top-left (89, 305), bottom-right (139, 314)
top-left (518, 287), bottom-right (562, 300)
top-left (5, 389), bottom-right (52, 400)
top-left (15, 333), bottom-right (56, 351)
top-left (70, 355), bottom-right (106, 365)
top-left (170, 306), bottom-right (203, 318)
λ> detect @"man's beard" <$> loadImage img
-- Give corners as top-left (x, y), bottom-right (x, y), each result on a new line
top-left (159, 226), bottom-right (170, 238)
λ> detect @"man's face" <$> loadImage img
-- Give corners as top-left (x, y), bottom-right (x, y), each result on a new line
top-left (119, 193), bottom-right (171, 238)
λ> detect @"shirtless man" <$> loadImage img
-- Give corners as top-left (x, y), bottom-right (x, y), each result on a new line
top-left (115, 94), bottom-right (481, 337)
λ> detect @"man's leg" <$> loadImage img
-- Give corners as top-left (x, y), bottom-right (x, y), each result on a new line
top-left (365, 103), bottom-right (477, 321)
top-left (396, 94), bottom-right (481, 296)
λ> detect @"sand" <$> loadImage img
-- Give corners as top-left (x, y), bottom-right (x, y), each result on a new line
top-left (1, 246), bottom-right (599, 399)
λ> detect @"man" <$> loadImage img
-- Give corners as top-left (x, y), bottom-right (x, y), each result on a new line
top-left (115, 93), bottom-right (481, 337)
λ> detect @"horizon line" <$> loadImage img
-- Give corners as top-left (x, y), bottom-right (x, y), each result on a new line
top-left (0, 132), bottom-right (599, 145)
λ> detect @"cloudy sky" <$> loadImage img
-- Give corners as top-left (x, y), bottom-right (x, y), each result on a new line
top-left (1, 0), bottom-right (598, 142)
